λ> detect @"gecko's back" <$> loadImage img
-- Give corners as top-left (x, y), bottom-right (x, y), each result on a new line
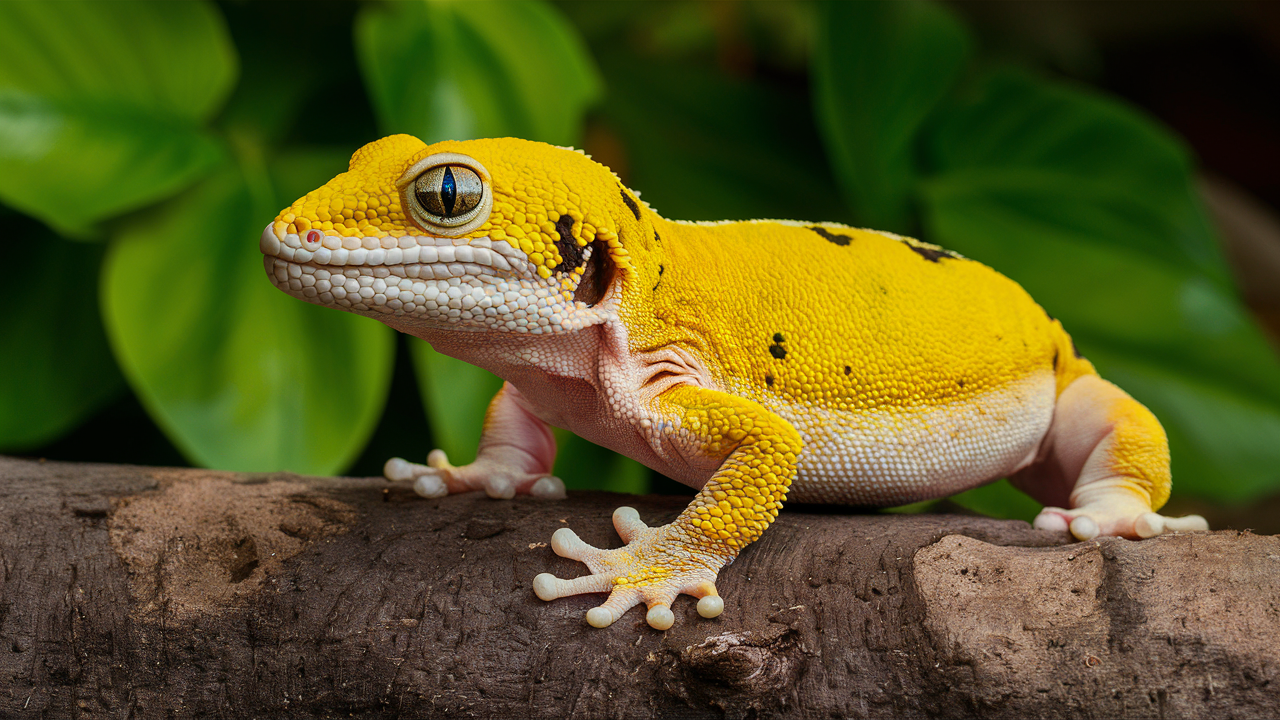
top-left (618, 219), bottom-right (1089, 503)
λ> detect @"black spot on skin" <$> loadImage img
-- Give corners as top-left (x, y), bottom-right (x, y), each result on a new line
top-left (652, 264), bottom-right (664, 291)
top-left (654, 230), bottom-right (661, 243)
top-left (573, 240), bottom-right (615, 308)
top-left (844, 366), bottom-right (851, 375)
top-left (773, 332), bottom-right (785, 343)
top-left (908, 243), bottom-right (959, 263)
top-left (769, 344), bottom-right (787, 360)
top-left (1072, 339), bottom-right (1083, 359)
top-left (808, 226), bottom-right (852, 246)
top-left (957, 379), bottom-right (966, 388)
top-left (765, 374), bottom-right (774, 387)
top-left (552, 214), bottom-right (583, 274)
top-left (621, 188), bottom-right (641, 221)
top-left (1053, 350), bottom-right (1059, 371)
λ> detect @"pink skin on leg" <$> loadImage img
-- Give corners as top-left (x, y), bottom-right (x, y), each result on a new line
top-left (384, 382), bottom-right (565, 499)
top-left (1012, 374), bottom-right (1207, 541)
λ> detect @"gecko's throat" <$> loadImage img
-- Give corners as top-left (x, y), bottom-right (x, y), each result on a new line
top-left (258, 224), bottom-right (607, 335)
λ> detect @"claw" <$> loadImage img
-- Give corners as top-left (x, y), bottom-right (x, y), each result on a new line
top-left (550, 527), bottom-right (592, 560)
top-left (1034, 505), bottom-right (1210, 540)
top-left (482, 475), bottom-right (515, 500)
top-left (427, 448), bottom-right (451, 469)
top-left (1165, 514), bottom-right (1209, 532)
top-left (693, 581), bottom-right (724, 619)
top-left (646, 604), bottom-right (675, 630)
top-left (613, 506), bottom-right (649, 542)
top-left (1069, 515), bottom-right (1100, 541)
top-left (383, 457), bottom-right (417, 482)
top-left (586, 606), bottom-right (617, 629)
top-left (587, 591), bottom-right (642, 628)
top-left (533, 572), bottom-right (612, 600)
top-left (531, 476), bottom-right (566, 499)
top-left (1135, 512), bottom-right (1164, 538)
top-left (413, 474), bottom-right (448, 499)
top-left (1032, 511), bottom-right (1070, 534)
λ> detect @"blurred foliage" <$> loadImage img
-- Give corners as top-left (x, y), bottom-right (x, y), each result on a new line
top-left (1, 1), bottom-right (1277, 518)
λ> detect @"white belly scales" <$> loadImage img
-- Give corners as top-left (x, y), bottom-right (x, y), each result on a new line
top-left (756, 371), bottom-right (1056, 506)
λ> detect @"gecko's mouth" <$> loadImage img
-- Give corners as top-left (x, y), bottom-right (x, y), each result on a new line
top-left (258, 224), bottom-right (601, 334)
top-left (259, 223), bottom-right (528, 275)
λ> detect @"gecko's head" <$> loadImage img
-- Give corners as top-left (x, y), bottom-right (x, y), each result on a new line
top-left (260, 135), bottom-right (647, 335)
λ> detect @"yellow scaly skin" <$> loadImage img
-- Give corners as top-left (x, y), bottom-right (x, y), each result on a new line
top-left (259, 136), bottom-right (1207, 630)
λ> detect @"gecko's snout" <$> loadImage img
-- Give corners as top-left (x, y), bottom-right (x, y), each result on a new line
top-left (259, 223), bottom-right (282, 257)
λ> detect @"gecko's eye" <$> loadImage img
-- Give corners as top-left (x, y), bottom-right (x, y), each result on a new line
top-left (413, 165), bottom-right (482, 220)
top-left (398, 153), bottom-right (493, 236)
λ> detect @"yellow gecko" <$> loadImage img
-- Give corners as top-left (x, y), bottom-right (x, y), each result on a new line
top-left (259, 136), bottom-right (1207, 630)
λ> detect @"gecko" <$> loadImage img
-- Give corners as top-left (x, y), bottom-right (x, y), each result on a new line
top-left (259, 135), bottom-right (1208, 630)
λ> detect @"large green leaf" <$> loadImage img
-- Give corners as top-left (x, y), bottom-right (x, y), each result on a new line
top-left (812, 0), bottom-right (970, 232)
top-left (102, 154), bottom-right (394, 474)
top-left (552, 430), bottom-right (649, 495)
top-left (924, 68), bottom-right (1230, 283)
top-left (0, 1), bottom-right (235, 235)
top-left (355, 0), bottom-right (601, 146)
top-left (0, 220), bottom-right (123, 450)
top-left (409, 340), bottom-right (504, 465)
top-left (598, 50), bottom-right (846, 223)
top-left (918, 69), bottom-right (1280, 502)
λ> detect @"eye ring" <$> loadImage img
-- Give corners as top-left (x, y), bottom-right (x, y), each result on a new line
top-left (396, 152), bottom-right (493, 237)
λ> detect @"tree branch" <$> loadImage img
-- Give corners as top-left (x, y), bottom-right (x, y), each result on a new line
top-left (1, 457), bottom-right (1276, 718)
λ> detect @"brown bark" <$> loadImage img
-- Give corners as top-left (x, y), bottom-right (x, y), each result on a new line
top-left (1, 456), bottom-right (1277, 719)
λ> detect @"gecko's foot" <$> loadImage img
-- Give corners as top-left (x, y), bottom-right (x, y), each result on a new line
top-left (1034, 504), bottom-right (1209, 541)
top-left (384, 450), bottom-right (565, 500)
top-left (533, 507), bottom-right (726, 630)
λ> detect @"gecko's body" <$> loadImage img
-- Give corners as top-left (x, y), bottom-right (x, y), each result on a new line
top-left (260, 136), bottom-right (1206, 629)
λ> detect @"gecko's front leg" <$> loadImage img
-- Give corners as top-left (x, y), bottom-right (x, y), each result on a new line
top-left (533, 386), bottom-right (801, 630)
top-left (384, 382), bottom-right (566, 500)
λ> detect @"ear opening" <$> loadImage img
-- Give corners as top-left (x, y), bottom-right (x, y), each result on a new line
top-left (573, 240), bottom-right (616, 308)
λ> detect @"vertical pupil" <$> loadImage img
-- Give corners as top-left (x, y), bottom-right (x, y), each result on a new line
top-left (441, 167), bottom-right (456, 216)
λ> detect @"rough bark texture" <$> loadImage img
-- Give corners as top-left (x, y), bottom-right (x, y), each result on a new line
top-left (1, 456), bottom-right (1277, 719)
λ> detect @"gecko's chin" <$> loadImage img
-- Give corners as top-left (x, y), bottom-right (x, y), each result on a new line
top-left (258, 224), bottom-right (605, 335)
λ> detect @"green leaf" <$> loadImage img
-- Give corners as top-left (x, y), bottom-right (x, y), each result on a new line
top-left (813, 0), bottom-right (970, 232)
top-left (597, 50), bottom-right (845, 223)
top-left (919, 68), bottom-right (1280, 502)
top-left (102, 154), bottom-right (394, 474)
top-left (0, 222), bottom-right (123, 450)
top-left (356, 0), bottom-right (601, 145)
top-left (553, 430), bottom-right (650, 494)
top-left (409, 339), bottom-right (504, 465)
top-left (0, 0), bottom-right (235, 235)
top-left (923, 68), bottom-right (1229, 283)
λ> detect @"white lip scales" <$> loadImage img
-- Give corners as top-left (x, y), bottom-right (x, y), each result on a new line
top-left (260, 224), bottom-right (598, 336)
top-left (258, 224), bottom-right (526, 273)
